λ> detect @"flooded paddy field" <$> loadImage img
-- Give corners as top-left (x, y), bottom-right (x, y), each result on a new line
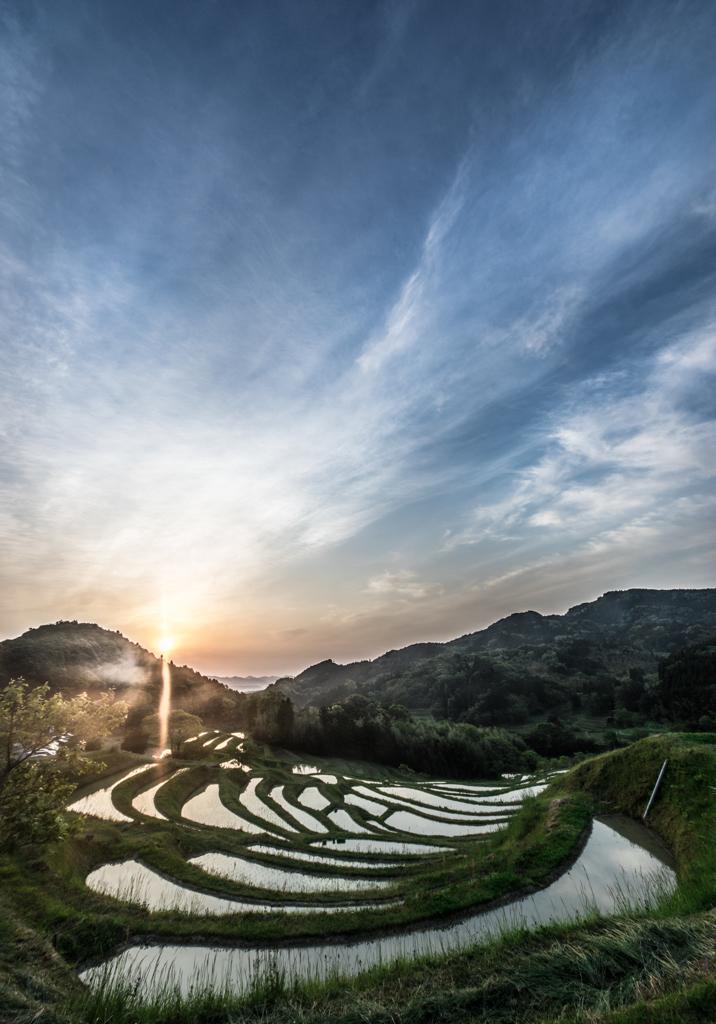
top-left (64, 735), bottom-right (678, 999)
top-left (81, 815), bottom-right (676, 996)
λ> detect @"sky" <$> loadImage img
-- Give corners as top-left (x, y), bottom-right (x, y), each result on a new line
top-left (0, 0), bottom-right (715, 677)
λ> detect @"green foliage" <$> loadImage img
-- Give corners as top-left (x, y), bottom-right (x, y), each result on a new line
top-left (601, 979), bottom-right (716, 1022)
top-left (141, 709), bottom-right (203, 756)
top-left (0, 757), bottom-right (95, 848)
top-left (242, 690), bottom-right (294, 745)
top-left (657, 636), bottom-right (716, 721)
top-left (0, 679), bottom-right (128, 848)
top-left (523, 719), bottom-right (597, 758)
top-left (0, 680), bottom-right (127, 790)
top-left (244, 691), bottom-right (529, 777)
top-left (121, 726), bottom-right (150, 753)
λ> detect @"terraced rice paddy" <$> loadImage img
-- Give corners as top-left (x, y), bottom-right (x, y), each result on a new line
top-left (378, 785), bottom-right (509, 811)
top-left (66, 733), bottom-right (682, 1007)
top-left (239, 778), bottom-right (299, 832)
top-left (269, 785), bottom-right (329, 832)
top-left (131, 778), bottom-right (169, 819)
top-left (85, 859), bottom-right (396, 913)
top-left (187, 852), bottom-right (393, 892)
top-left (383, 809), bottom-right (508, 836)
top-left (219, 759), bottom-right (251, 771)
top-left (248, 845), bottom-right (396, 868)
top-left (327, 808), bottom-right (370, 832)
top-left (312, 838), bottom-right (453, 854)
top-left (83, 815), bottom-right (677, 996)
top-left (67, 765), bottom-right (151, 822)
top-left (182, 783), bottom-right (266, 833)
top-left (345, 792), bottom-right (388, 815)
top-left (297, 786), bottom-right (330, 811)
top-left (69, 741), bottom-right (549, 876)
top-left (67, 734), bottom-right (587, 949)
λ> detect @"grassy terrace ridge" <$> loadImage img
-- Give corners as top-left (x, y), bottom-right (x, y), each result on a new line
top-left (0, 736), bottom-right (715, 1023)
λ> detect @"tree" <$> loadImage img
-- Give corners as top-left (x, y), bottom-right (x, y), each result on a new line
top-left (0, 679), bottom-right (128, 848)
top-left (242, 691), bottom-right (294, 746)
top-left (658, 638), bottom-right (716, 720)
top-left (142, 709), bottom-right (203, 756)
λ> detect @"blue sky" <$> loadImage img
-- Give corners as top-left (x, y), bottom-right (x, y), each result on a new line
top-left (1, 0), bottom-right (714, 675)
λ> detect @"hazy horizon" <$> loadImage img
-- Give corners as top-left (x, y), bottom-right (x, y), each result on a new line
top-left (1, 1), bottom-right (714, 677)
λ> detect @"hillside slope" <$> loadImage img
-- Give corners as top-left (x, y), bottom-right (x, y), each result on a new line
top-left (0, 620), bottom-right (242, 727)
top-left (271, 589), bottom-right (716, 710)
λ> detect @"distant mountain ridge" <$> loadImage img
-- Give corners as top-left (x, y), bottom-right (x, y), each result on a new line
top-left (269, 589), bottom-right (716, 708)
top-left (2, 588), bottom-right (715, 726)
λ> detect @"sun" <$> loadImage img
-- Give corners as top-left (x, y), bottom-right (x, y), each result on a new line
top-left (158, 637), bottom-right (174, 653)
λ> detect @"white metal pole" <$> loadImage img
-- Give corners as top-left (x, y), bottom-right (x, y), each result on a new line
top-left (643, 759), bottom-right (668, 819)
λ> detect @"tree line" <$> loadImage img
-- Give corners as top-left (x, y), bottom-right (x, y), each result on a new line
top-left (241, 690), bottom-right (538, 776)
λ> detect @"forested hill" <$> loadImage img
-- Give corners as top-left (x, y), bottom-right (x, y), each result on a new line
top-left (0, 620), bottom-right (242, 727)
top-left (2, 589), bottom-right (715, 737)
top-left (270, 589), bottom-right (716, 711)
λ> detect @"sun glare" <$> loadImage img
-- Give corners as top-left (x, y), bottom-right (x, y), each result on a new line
top-left (158, 637), bottom-right (174, 653)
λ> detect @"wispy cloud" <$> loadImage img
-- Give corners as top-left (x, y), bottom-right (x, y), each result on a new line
top-left (366, 569), bottom-right (444, 600)
top-left (0, 1), bottom-right (714, 672)
top-left (446, 325), bottom-right (716, 553)
top-left (357, 165), bottom-right (467, 374)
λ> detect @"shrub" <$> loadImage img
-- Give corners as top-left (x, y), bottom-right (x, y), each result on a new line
top-left (121, 728), bottom-right (149, 754)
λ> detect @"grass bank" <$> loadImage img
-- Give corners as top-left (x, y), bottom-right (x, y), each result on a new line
top-left (566, 731), bottom-right (716, 915)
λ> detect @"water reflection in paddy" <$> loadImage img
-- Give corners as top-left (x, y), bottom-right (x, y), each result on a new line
top-left (83, 817), bottom-right (676, 996)
top-left (327, 809), bottom-right (370, 833)
top-left (431, 782), bottom-right (524, 792)
top-left (297, 787), bottom-right (330, 811)
top-left (269, 786), bottom-right (328, 832)
top-left (68, 765), bottom-right (150, 822)
top-left (182, 784), bottom-right (266, 834)
top-left (239, 779), bottom-right (298, 832)
top-left (378, 785), bottom-right (518, 813)
top-left (345, 793), bottom-right (388, 816)
top-left (132, 770), bottom-right (190, 819)
top-left (447, 784), bottom-right (549, 804)
top-left (249, 845), bottom-right (396, 869)
top-left (313, 838), bottom-right (452, 855)
top-left (383, 810), bottom-right (509, 836)
top-left (85, 860), bottom-right (393, 914)
top-left (359, 786), bottom-right (515, 821)
top-left (188, 852), bottom-right (394, 892)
